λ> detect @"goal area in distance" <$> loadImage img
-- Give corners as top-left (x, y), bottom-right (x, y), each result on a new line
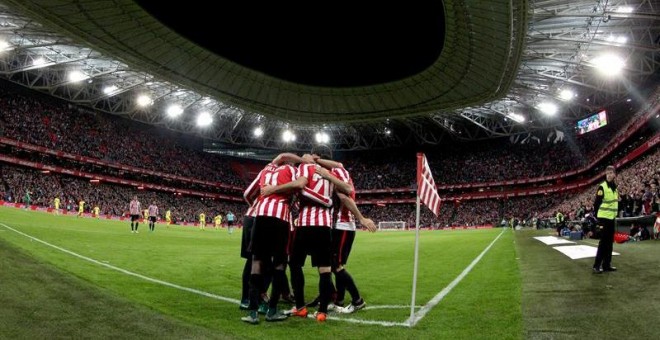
top-left (377, 221), bottom-right (407, 231)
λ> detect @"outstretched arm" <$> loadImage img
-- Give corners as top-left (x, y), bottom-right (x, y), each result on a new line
top-left (261, 176), bottom-right (308, 196)
top-left (272, 153), bottom-right (303, 165)
top-left (316, 166), bottom-right (352, 195)
top-left (314, 157), bottom-right (344, 170)
top-left (338, 192), bottom-right (376, 232)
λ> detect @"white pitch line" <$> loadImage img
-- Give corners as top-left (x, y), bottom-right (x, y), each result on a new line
top-left (0, 222), bottom-right (413, 327)
top-left (405, 228), bottom-right (507, 327)
top-left (0, 222), bottom-right (240, 303)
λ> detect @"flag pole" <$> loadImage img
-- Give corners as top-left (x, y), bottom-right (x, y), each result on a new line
top-left (410, 191), bottom-right (421, 323)
top-left (410, 153), bottom-right (423, 324)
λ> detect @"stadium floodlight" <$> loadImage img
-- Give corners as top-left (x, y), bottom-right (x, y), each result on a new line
top-left (0, 40), bottom-right (9, 51)
top-left (615, 6), bottom-right (634, 13)
top-left (591, 54), bottom-right (624, 76)
top-left (136, 94), bottom-right (152, 107)
top-left (103, 85), bottom-right (118, 95)
top-left (32, 57), bottom-right (46, 67)
top-left (315, 132), bottom-right (330, 144)
top-left (507, 112), bottom-right (525, 123)
top-left (385, 128), bottom-right (392, 135)
top-left (166, 104), bottom-right (183, 118)
top-left (196, 111), bottom-right (212, 127)
top-left (282, 129), bottom-right (296, 142)
top-left (559, 89), bottom-right (574, 101)
top-left (253, 126), bottom-right (263, 137)
top-left (68, 70), bottom-right (88, 82)
top-left (537, 102), bottom-right (558, 116)
top-left (605, 35), bottom-right (627, 44)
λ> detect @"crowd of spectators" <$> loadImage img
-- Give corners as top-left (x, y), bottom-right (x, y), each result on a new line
top-left (343, 108), bottom-right (640, 190)
top-left (0, 86), bottom-right (244, 187)
top-left (0, 165), bottom-right (245, 224)
top-left (1, 145), bottom-right (239, 195)
top-left (544, 147), bottom-right (660, 220)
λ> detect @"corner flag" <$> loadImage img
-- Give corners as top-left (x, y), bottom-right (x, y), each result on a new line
top-left (409, 152), bottom-right (442, 325)
top-left (416, 152), bottom-right (441, 216)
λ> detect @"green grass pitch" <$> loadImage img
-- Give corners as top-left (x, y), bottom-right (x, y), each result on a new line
top-left (1, 206), bottom-right (658, 339)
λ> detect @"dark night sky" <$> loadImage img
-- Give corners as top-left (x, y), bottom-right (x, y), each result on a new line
top-left (135, 2), bottom-right (445, 87)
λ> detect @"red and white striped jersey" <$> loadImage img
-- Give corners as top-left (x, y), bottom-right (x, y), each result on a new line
top-left (244, 170), bottom-right (263, 217)
top-left (255, 163), bottom-right (296, 222)
top-left (129, 200), bottom-right (141, 215)
top-left (244, 170), bottom-right (263, 206)
top-left (297, 163), bottom-right (334, 227)
top-left (332, 167), bottom-right (357, 231)
top-left (246, 201), bottom-right (258, 217)
top-left (148, 204), bottom-right (158, 217)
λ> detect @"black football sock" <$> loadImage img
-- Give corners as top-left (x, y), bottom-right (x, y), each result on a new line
top-left (241, 259), bottom-right (252, 300)
top-left (318, 272), bottom-right (334, 314)
top-left (290, 265), bottom-right (305, 309)
top-left (248, 274), bottom-right (262, 311)
top-left (335, 269), bottom-right (361, 303)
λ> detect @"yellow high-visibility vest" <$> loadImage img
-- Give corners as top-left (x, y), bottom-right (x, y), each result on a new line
top-left (597, 181), bottom-right (618, 220)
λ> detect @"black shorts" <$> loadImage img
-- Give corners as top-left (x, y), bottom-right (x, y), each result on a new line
top-left (130, 214), bottom-right (140, 222)
top-left (228, 220), bottom-right (234, 226)
top-left (241, 216), bottom-right (255, 259)
top-left (148, 216), bottom-right (157, 223)
top-left (332, 229), bottom-right (356, 267)
top-left (290, 226), bottom-right (332, 268)
top-left (250, 216), bottom-right (289, 265)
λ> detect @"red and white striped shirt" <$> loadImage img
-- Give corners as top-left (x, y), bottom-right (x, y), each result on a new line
top-left (129, 200), bottom-right (141, 215)
top-left (244, 170), bottom-right (263, 217)
top-left (246, 201), bottom-right (258, 217)
top-left (148, 204), bottom-right (158, 217)
top-left (297, 163), bottom-right (334, 227)
top-left (332, 167), bottom-right (356, 231)
top-left (255, 163), bottom-right (296, 222)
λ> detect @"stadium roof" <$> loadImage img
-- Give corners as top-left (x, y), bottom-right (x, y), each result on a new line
top-left (0, 0), bottom-right (658, 150)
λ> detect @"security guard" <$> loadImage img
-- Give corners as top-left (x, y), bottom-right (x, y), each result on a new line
top-left (593, 165), bottom-right (619, 274)
top-left (555, 210), bottom-right (565, 236)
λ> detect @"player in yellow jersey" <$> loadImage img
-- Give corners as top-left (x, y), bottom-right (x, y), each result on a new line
top-left (165, 209), bottom-right (172, 227)
top-left (143, 208), bottom-right (149, 222)
top-left (77, 200), bottom-right (85, 217)
top-left (214, 214), bottom-right (223, 230)
top-left (93, 205), bottom-right (100, 219)
top-left (199, 212), bottom-right (206, 230)
top-left (53, 196), bottom-right (60, 215)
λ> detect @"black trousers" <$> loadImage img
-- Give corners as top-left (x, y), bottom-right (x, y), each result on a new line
top-left (593, 217), bottom-right (615, 269)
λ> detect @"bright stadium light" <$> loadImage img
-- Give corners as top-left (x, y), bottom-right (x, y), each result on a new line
top-left (615, 6), bottom-right (634, 13)
top-left (166, 104), bottom-right (183, 118)
top-left (506, 112), bottom-right (525, 123)
top-left (0, 40), bottom-right (10, 51)
top-left (136, 94), bottom-right (152, 107)
top-left (282, 130), bottom-right (296, 142)
top-left (68, 70), bottom-right (88, 82)
top-left (559, 89), bottom-right (574, 101)
top-left (315, 132), bottom-right (330, 144)
top-left (537, 102), bottom-right (558, 116)
top-left (196, 112), bottom-right (212, 127)
top-left (103, 85), bottom-right (118, 95)
top-left (253, 126), bottom-right (264, 137)
top-left (591, 54), bottom-right (624, 76)
top-left (32, 57), bottom-right (46, 67)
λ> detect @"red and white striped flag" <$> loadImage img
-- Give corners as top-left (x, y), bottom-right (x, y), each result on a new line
top-left (416, 153), bottom-right (441, 216)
